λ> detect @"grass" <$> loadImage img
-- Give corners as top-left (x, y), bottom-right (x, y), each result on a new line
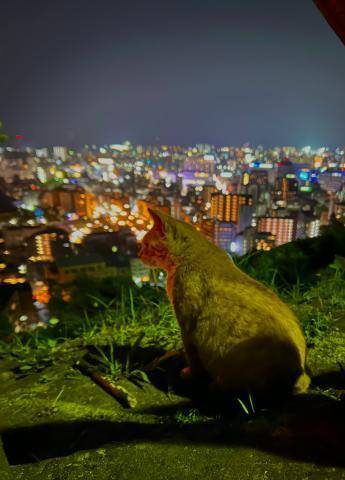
top-left (0, 255), bottom-right (344, 383)
top-left (237, 393), bottom-right (256, 416)
top-left (282, 269), bottom-right (345, 345)
top-left (235, 253), bottom-right (345, 346)
top-left (0, 282), bottom-right (181, 381)
top-left (174, 408), bottom-right (214, 425)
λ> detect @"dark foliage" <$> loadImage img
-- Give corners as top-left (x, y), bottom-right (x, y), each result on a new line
top-left (237, 224), bottom-right (345, 288)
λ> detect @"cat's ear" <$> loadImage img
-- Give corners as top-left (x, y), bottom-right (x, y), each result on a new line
top-left (148, 208), bottom-right (166, 235)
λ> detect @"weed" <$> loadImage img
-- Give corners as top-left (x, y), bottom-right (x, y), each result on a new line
top-left (52, 387), bottom-right (65, 407)
top-left (175, 408), bottom-right (203, 425)
top-left (1, 261), bottom-right (344, 381)
top-left (237, 393), bottom-right (256, 416)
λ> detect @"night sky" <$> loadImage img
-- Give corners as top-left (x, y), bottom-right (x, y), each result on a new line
top-left (0, 0), bottom-right (344, 148)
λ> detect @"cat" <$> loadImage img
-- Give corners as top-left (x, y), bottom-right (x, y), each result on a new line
top-left (139, 207), bottom-right (310, 396)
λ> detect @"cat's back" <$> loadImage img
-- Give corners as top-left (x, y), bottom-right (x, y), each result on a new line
top-left (174, 253), bottom-right (306, 364)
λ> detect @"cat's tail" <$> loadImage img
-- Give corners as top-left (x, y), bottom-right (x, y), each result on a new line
top-left (293, 370), bottom-right (311, 394)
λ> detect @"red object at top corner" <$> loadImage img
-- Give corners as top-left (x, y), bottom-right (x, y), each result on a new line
top-left (314, 0), bottom-right (345, 45)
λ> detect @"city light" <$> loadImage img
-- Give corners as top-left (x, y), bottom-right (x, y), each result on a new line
top-left (0, 141), bottom-right (343, 289)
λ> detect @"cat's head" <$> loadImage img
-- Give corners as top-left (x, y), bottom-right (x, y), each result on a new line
top-left (138, 207), bottom-right (217, 270)
top-left (138, 208), bottom-right (172, 270)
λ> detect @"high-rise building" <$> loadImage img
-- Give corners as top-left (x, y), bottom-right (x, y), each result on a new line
top-left (257, 216), bottom-right (296, 246)
top-left (210, 193), bottom-right (252, 223)
top-left (281, 176), bottom-right (298, 202)
top-left (213, 221), bottom-right (237, 251)
top-left (199, 218), bottom-right (236, 251)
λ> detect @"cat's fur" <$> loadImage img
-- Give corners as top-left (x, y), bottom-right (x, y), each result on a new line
top-left (139, 208), bottom-right (310, 396)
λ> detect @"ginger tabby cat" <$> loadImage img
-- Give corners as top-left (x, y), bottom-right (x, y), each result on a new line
top-left (139, 208), bottom-right (310, 396)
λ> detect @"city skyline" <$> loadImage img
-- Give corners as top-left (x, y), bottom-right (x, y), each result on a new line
top-left (1, 0), bottom-right (345, 148)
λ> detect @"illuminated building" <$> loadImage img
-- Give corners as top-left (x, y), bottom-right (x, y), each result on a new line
top-left (258, 217), bottom-right (296, 246)
top-left (295, 213), bottom-right (307, 240)
top-left (183, 155), bottom-right (215, 175)
top-left (40, 187), bottom-right (96, 218)
top-left (34, 234), bottom-right (53, 261)
top-left (214, 221), bottom-right (237, 251)
top-left (200, 218), bottom-right (236, 251)
top-left (335, 202), bottom-right (345, 222)
top-left (27, 228), bottom-right (70, 263)
top-left (293, 210), bottom-right (319, 240)
top-left (318, 171), bottom-right (344, 194)
top-left (249, 171), bottom-right (269, 188)
top-left (306, 219), bottom-right (321, 238)
top-left (320, 210), bottom-right (330, 226)
top-left (179, 155), bottom-right (215, 189)
top-left (0, 141), bottom-right (343, 270)
top-left (52, 146), bottom-right (68, 161)
top-left (180, 171), bottom-right (212, 189)
top-left (255, 232), bottom-right (276, 251)
top-left (85, 192), bottom-right (97, 218)
top-left (281, 176), bottom-right (298, 202)
top-left (1, 225), bottom-right (62, 249)
top-left (232, 226), bottom-right (256, 255)
top-left (35, 147), bottom-right (48, 158)
top-left (210, 193), bottom-right (252, 223)
top-left (37, 166), bottom-right (47, 183)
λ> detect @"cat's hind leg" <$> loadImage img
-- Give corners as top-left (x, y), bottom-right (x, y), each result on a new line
top-left (181, 339), bottom-right (210, 384)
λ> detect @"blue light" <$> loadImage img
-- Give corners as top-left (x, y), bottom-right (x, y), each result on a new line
top-left (298, 171), bottom-right (309, 181)
top-left (34, 208), bottom-right (44, 217)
